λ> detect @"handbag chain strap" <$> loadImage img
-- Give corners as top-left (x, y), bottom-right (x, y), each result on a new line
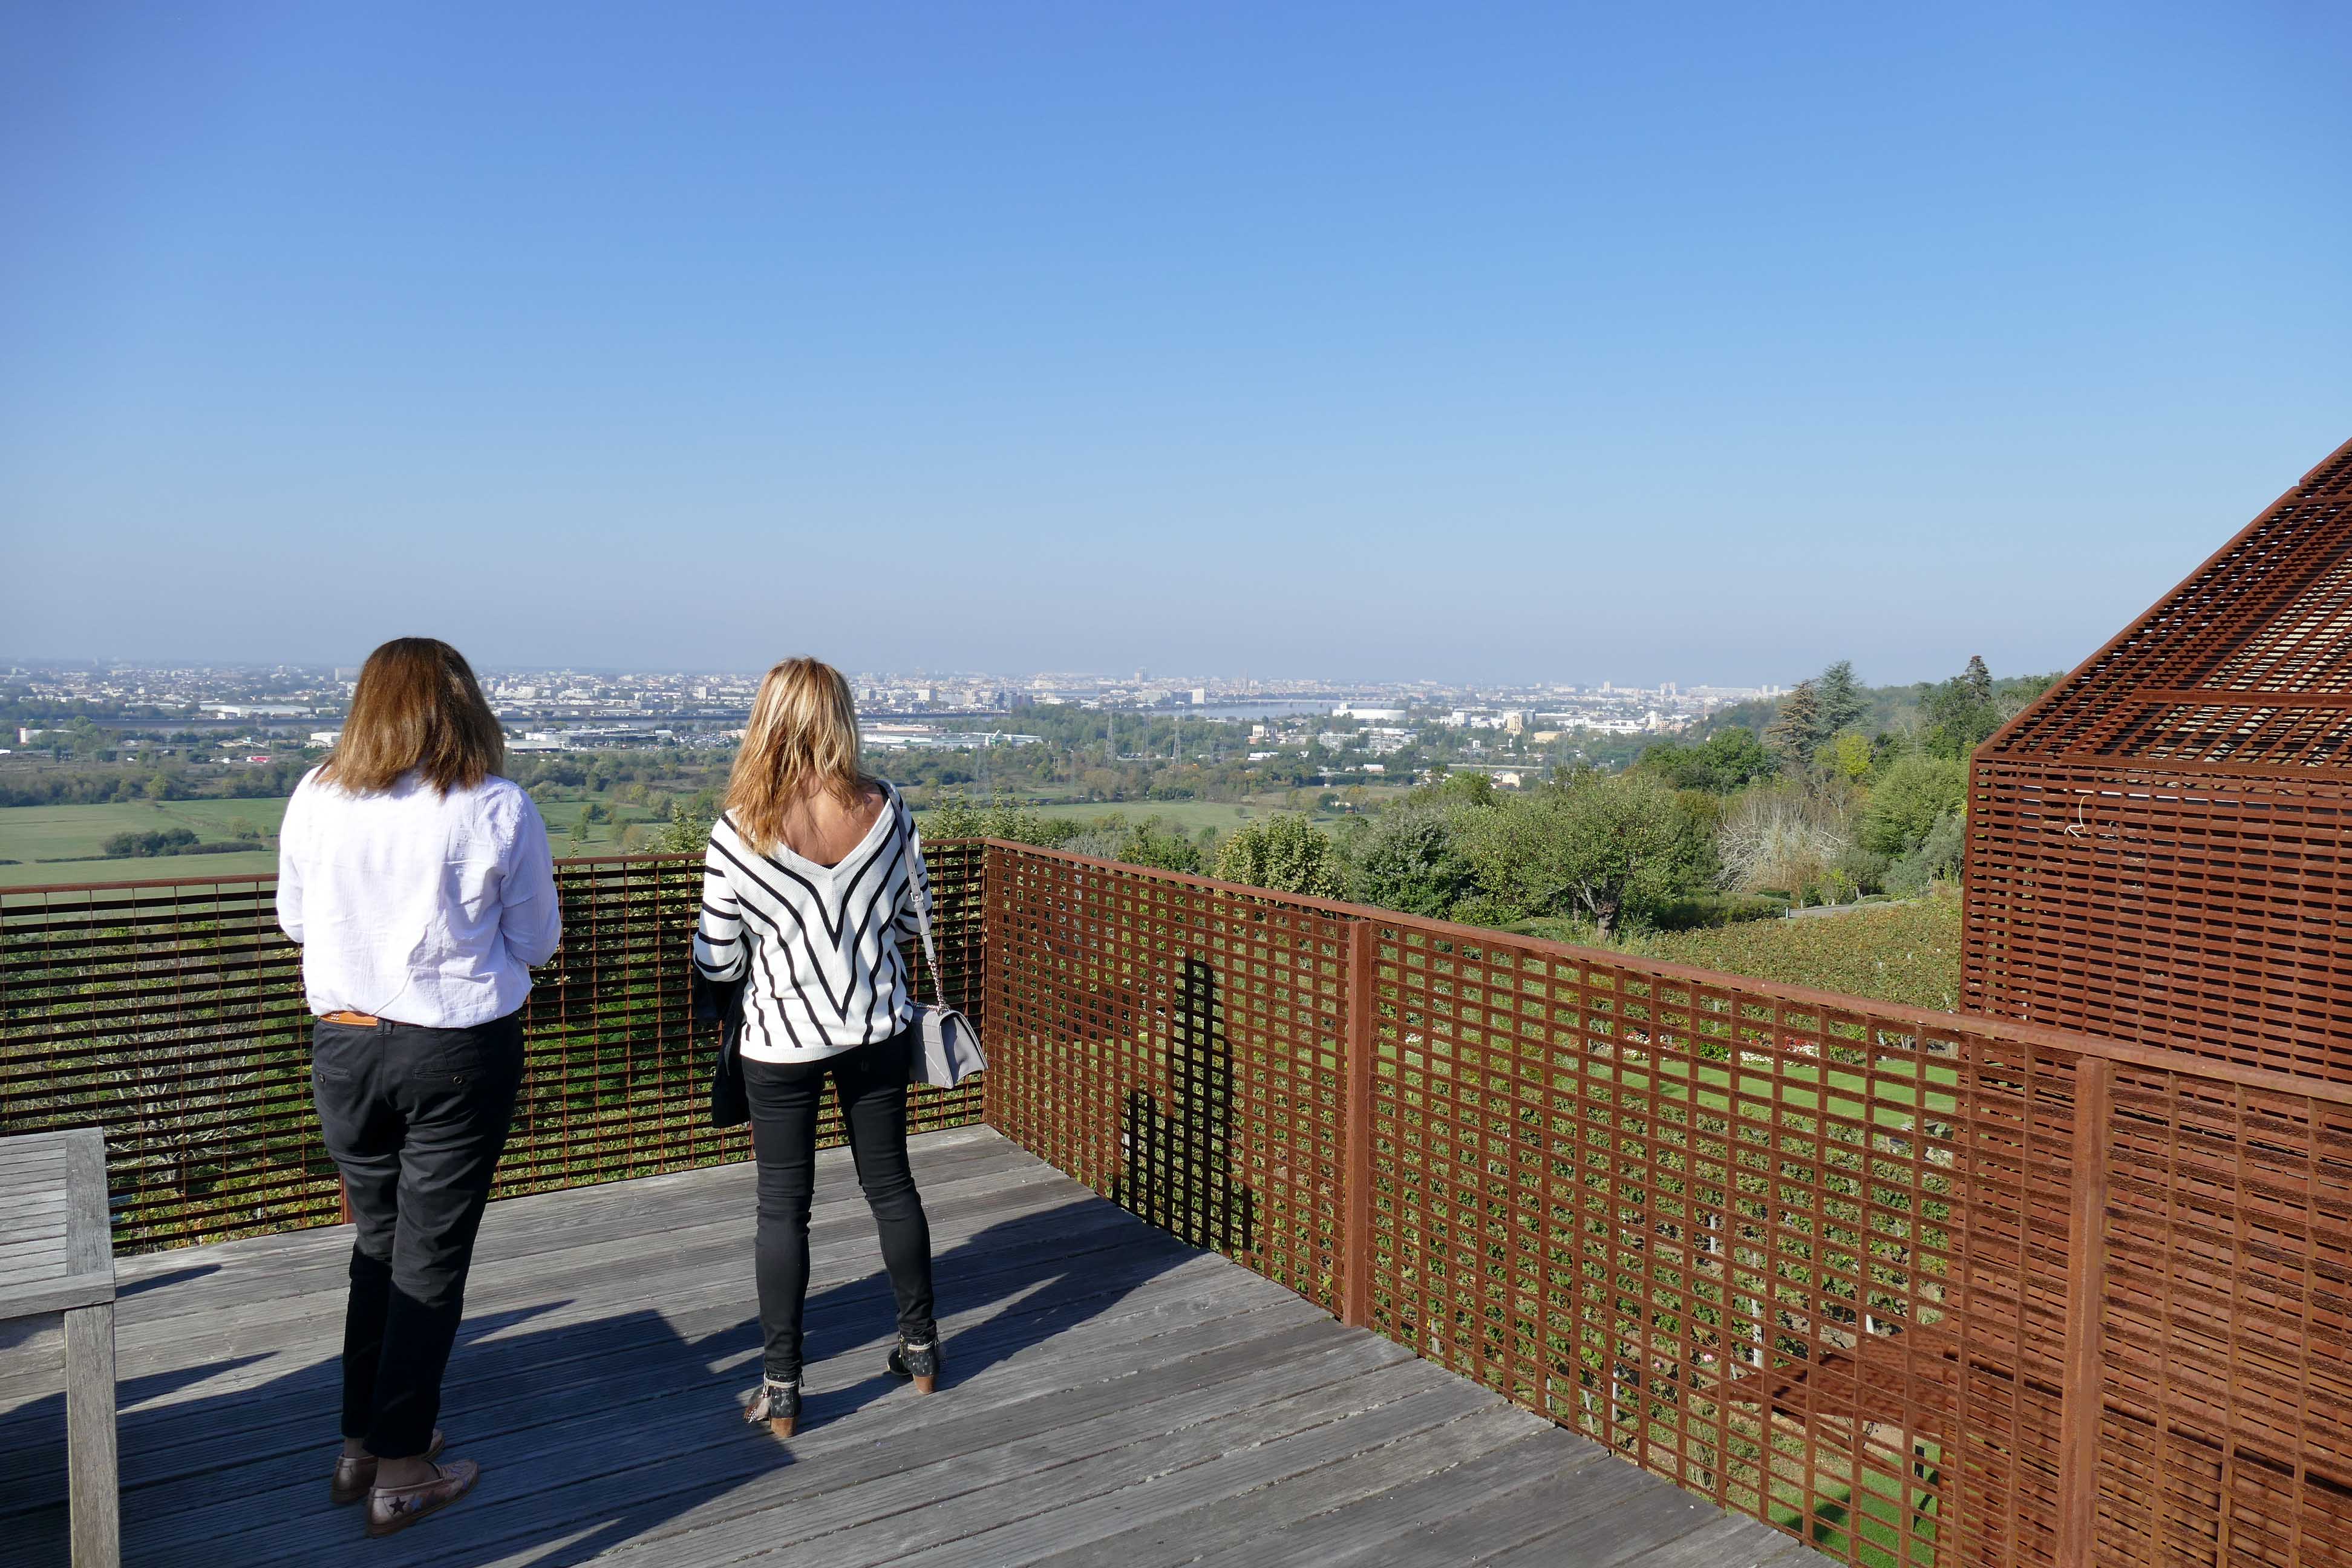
top-left (910, 858), bottom-right (947, 1009)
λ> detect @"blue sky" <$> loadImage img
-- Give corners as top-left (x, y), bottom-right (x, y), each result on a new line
top-left (4, 2), bottom-right (2347, 686)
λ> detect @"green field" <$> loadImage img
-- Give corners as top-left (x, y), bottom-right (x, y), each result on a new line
top-left (0, 790), bottom-right (674, 889)
top-left (0, 799), bottom-right (292, 887)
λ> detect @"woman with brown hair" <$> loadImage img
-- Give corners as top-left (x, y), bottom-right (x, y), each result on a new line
top-left (693, 657), bottom-right (939, 1440)
top-left (276, 637), bottom-right (561, 1538)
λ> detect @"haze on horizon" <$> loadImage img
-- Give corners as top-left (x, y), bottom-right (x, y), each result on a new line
top-left (3, 3), bottom-right (2347, 688)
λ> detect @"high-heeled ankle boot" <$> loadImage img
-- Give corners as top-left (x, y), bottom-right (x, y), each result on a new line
top-left (887, 1338), bottom-right (941, 1394)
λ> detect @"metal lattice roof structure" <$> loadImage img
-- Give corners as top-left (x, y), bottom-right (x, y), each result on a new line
top-left (1967, 435), bottom-right (2352, 1079)
top-left (1991, 437), bottom-right (2352, 770)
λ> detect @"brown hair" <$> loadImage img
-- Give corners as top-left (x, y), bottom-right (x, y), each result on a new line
top-left (724, 658), bottom-right (873, 853)
top-left (318, 638), bottom-right (505, 796)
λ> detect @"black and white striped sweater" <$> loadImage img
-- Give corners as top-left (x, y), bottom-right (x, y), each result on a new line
top-left (691, 784), bottom-right (930, 1063)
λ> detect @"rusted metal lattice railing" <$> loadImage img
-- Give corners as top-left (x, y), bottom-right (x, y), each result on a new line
top-left (4, 840), bottom-right (2347, 1566)
top-left (0, 844), bottom-right (988, 1250)
top-left (975, 841), bottom-right (2352, 1568)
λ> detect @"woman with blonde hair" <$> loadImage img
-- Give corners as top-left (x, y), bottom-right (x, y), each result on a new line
top-left (693, 657), bottom-right (939, 1438)
top-left (277, 637), bottom-right (561, 1537)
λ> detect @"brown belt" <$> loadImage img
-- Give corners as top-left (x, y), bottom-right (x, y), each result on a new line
top-left (321, 1010), bottom-right (387, 1027)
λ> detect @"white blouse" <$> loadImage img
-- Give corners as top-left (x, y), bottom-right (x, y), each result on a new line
top-left (276, 766), bottom-right (563, 1029)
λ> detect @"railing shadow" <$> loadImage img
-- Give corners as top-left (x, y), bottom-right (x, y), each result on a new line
top-left (1114, 956), bottom-right (1255, 1256)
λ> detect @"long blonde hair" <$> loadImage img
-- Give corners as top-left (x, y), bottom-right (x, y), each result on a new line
top-left (319, 638), bottom-right (505, 797)
top-left (724, 658), bottom-right (874, 852)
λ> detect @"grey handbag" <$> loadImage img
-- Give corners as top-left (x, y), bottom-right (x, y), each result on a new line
top-left (909, 890), bottom-right (987, 1088)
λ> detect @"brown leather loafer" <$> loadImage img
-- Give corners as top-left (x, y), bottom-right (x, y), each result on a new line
top-left (365, 1457), bottom-right (479, 1538)
top-left (329, 1429), bottom-right (443, 1506)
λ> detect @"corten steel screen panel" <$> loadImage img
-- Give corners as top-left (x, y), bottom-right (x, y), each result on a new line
top-left (0, 844), bottom-right (988, 1253)
top-left (1966, 760), bottom-right (2352, 1079)
top-left (980, 843), bottom-right (1350, 1313)
top-left (1968, 437), bottom-right (2352, 1079)
top-left (2088, 1067), bottom-right (2352, 1568)
top-left (1359, 915), bottom-right (2095, 1568)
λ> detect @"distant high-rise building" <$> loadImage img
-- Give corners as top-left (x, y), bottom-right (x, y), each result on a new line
top-left (1191, 688), bottom-right (1207, 705)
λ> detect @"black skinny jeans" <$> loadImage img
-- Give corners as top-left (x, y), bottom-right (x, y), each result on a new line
top-left (743, 1027), bottom-right (936, 1383)
top-left (312, 1013), bottom-right (524, 1458)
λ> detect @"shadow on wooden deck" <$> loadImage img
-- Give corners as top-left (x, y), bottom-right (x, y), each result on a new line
top-left (0, 1128), bottom-right (1821, 1568)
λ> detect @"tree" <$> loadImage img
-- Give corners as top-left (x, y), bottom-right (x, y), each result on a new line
top-left (1817, 660), bottom-right (1867, 735)
top-left (1348, 806), bottom-right (1474, 918)
top-left (1920, 657), bottom-right (2002, 759)
top-left (1716, 780), bottom-right (1855, 896)
top-left (1859, 754), bottom-right (1968, 854)
top-left (1636, 728), bottom-right (1775, 793)
top-left (1814, 729), bottom-right (1874, 783)
top-left (1763, 681), bottom-right (1826, 771)
top-left (652, 793), bottom-right (719, 853)
top-left (1214, 814), bottom-right (1347, 898)
top-left (1456, 773), bottom-right (1711, 938)
top-left (1117, 817), bottom-right (1204, 874)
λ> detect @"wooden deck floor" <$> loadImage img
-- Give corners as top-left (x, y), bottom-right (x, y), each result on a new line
top-left (1, 1128), bottom-right (1821, 1568)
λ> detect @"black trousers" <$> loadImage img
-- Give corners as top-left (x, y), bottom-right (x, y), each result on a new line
top-left (312, 1012), bottom-right (524, 1458)
top-left (743, 1027), bottom-right (936, 1383)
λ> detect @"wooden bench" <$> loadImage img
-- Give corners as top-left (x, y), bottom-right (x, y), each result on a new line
top-left (0, 1129), bottom-right (118, 1567)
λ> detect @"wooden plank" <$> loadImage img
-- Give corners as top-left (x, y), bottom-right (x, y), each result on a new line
top-left (1477, 1474), bottom-right (1724, 1566)
top-left (0, 1269), bottom-right (116, 1319)
top-left (181, 1313), bottom-right (1396, 1565)
top-left (0, 1193), bottom-right (67, 1223)
top-left (8, 1269), bottom-right (1318, 1516)
top-left (79, 1252), bottom-right (1303, 1506)
top-left (70, 1187), bottom-right (1187, 1410)
top-left (0, 1244), bottom-right (72, 1279)
top-left (65, 1301), bottom-right (120, 1568)
top-left (1610, 1512), bottom-right (1814, 1568)
top-left (1, 1206), bottom-right (1232, 1443)
top-left (1181, 1429), bottom-right (1627, 1568)
top-left (62, 1131), bottom-right (111, 1280)
top-left (1022, 1405), bottom-right (1559, 1568)
top-left (874, 1377), bottom-right (1501, 1568)
top-left (0, 1126), bottom-right (1817, 1568)
top-left (108, 1138), bottom-right (1057, 1328)
top-left (603, 1359), bottom-right (1463, 1568)
top-left (87, 1165), bottom-right (1124, 1372)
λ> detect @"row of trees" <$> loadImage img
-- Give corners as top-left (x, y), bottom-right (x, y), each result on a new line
top-left (930, 771), bottom-right (1705, 939)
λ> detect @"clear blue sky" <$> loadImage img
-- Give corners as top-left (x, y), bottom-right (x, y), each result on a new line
top-left (4, 2), bottom-right (2347, 687)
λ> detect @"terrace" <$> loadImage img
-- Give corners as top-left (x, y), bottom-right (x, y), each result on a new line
top-left (4, 440), bottom-right (2351, 1568)
top-left (0, 1126), bottom-right (1802, 1568)
top-left (2, 832), bottom-right (2346, 1568)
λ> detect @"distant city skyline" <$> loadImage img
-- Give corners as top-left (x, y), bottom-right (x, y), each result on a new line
top-left (5, 5), bottom-right (2346, 681)
top-left (0, 655), bottom-right (1828, 697)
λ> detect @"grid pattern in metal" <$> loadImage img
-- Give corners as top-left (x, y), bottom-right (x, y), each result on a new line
top-left (1965, 759), bottom-right (2352, 1080)
top-left (1967, 437), bottom-right (2352, 1082)
top-left (981, 841), bottom-right (1351, 1312)
top-left (1360, 914), bottom-right (2092, 1568)
top-left (978, 842), bottom-right (2352, 1568)
top-left (2088, 1062), bottom-right (2352, 1567)
top-left (0, 845), bottom-right (988, 1252)
top-left (1991, 438), bottom-right (2352, 769)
